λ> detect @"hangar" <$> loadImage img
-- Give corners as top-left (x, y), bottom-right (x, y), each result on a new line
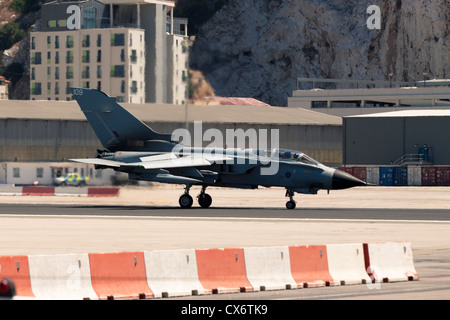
top-left (0, 99), bottom-right (342, 166)
top-left (343, 110), bottom-right (450, 166)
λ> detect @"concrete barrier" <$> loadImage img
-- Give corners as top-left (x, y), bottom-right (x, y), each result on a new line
top-left (22, 186), bottom-right (55, 196)
top-left (0, 242), bottom-right (419, 299)
top-left (289, 245), bottom-right (334, 287)
top-left (0, 255), bottom-right (34, 297)
top-left (0, 186), bottom-right (119, 197)
top-left (326, 243), bottom-right (371, 285)
top-left (144, 249), bottom-right (206, 298)
top-left (88, 251), bottom-right (153, 300)
top-left (27, 253), bottom-right (97, 300)
top-left (195, 248), bottom-right (253, 294)
top-left (87, 187), bottom-right (120, 197)
top-left (244, 246), bottom-right (297, 291)
top-left (363, 242), bottom-right (419, 283)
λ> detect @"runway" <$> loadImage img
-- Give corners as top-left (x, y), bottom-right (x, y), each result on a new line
top-left (0, 186), bottom-right (449, 299)
top-left (0, 203), bottom-right (449, 221)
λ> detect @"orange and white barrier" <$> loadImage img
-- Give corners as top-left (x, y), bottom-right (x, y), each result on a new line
top-left (363, 242), bottom-right (419, 283)
top-left (0, 242), bottom-right (419, 300)
top-left (0, 186), bottom-right (119, 197)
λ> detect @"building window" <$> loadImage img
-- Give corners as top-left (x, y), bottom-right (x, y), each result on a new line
top-left (82, 66), bottom-right (90, 79)
top-left (13, 168), bottom-right (20, 178)
top-left (31, 37), bottom-right (35, 49)
top-left (130, 49), bottom-right (137, 63)
top-left (111, 65), bottom-right (125, 77)
top-left (66, 66), bottom-right (73, 79)
top-left (97, 50), bottom-right (101, 63)
top-left (111, 33), bottom-right (125, 46)
top-left (82, 35), bottom-right (90, 47)
top-left (97, 65), bottom-right (102, 78)
top-left (47, 36), bottom-right (51, 49)
top-left (31, 82), bottom-right (42, 95)
top-left (66, 51), bottom-right (73, 63)
top-left (55, 51), bottom-right (59, 64)
top-left (47, 67), bottom-right (51, 80)
top-left (47, 82), bottom-right (51, 95)
top-left (55, 82), bottom-right (59, 95)
top-left (47, 52), bottom-right (51, 64)
top-left (31, 68), bottom-right (35, 80)
top-left (36, 168), bottom-right (44, 178)
top-left (55, 67), bottom-right (59, 80)
top-left (31, 52), bottom-right (41, 64)
top-left (84, 8), bottom-right (97, 29)
top-left (66, 35), bottom-right (74, 48)
top-left (55, 36), bottom-right (59, 49)
top-left (131, 81), bottom-right (137, 93)
top-left (82, 50), bottom-right (90, 63)
top-left (66, 82), bottom-right (72, 94)
top-left (97, 81), bottom-right (101, 91)
top-left (121, 80), bottom-right (125, 93)
top-left (120, 49), bottom-right (125, 62)
top-left (97, 34), bottom-right (101, 47)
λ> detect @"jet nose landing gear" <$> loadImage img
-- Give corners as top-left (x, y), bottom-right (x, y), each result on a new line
top-left (179, 185), bottom-right (193, 209)
top-left (285, 189), bottom-right (296, 210)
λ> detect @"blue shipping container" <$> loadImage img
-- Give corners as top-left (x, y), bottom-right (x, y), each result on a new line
top-left (379, 167), bottom-right (394, 186)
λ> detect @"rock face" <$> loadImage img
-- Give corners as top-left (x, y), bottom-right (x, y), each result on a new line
top-left (190, 0), bottom-right (449, 106)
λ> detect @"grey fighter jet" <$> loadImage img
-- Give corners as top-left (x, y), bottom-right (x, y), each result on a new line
top-left (70, 88), bottom-right (365, 209)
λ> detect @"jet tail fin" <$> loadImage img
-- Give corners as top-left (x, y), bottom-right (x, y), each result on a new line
top-left (71, 88), bottom-right (172, 151)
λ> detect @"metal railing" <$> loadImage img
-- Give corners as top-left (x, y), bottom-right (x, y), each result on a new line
top-left (393, 154), bottom-right (431, 166)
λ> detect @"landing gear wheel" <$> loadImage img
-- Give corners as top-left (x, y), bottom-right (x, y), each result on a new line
top-left (286, 200), bottom-right (296, 210)
top-left (198, 193), bottom-right (212, 208)
top-left (179, 194), bottom-right (193, 209)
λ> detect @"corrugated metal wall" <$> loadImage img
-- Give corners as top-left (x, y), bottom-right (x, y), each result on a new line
top-left (0, 119), bottom-right (343, 165)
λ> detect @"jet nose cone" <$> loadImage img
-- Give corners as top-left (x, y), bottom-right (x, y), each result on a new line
top-left (332, 169), bottom-right (366, 190)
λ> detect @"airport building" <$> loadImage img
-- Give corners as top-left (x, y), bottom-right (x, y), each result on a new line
top-left (288, 78), bottom-right (450, 117)
top-left (30, 0), bottom-right (189, 104)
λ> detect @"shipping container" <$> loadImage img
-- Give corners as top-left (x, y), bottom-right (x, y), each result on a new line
top-left (407, 166), bottom-right (422, 186)
top-left (366, 167), bottom-right (379, 185)
top-left (352, 167), bottom-right (367, 182)
top-left (393, 167), bottom-right (408, 186)
top-left (421, 167), bottom-right (437, 186)
top-left (436, 167), bottom-right (450, 186)
top-left (379, 167), bottom-right (394, 186)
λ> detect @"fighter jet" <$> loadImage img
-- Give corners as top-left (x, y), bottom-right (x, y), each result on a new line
top-left (70, 88), bottom-right (366, 209)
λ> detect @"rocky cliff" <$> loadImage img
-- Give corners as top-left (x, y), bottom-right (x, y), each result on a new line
top-left (190, 0), bottom-right (449, 106)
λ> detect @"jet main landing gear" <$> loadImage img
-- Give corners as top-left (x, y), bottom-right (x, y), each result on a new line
top-left (178, 185), bottom-right (212, 209)
top-left (285, 189), bottom-right (296, 210)
top-left (197, 186), bottom-right (212, 208)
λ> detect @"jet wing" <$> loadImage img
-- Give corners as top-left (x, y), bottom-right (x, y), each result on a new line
top-left (70, 153), bottom-right (234, 170)
top-left (70, 158), bottom-right (124, 167)
top-left (130, 153), bottom-right (234, 170)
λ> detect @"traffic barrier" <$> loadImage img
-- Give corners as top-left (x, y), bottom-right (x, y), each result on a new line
top-left (363, 242), bottom-right (419, 283)
top-left (243, 246), bottom-right (296, 291)
top-left (289, 245), bottom-right (334, 288)
top-left (27, 253), bottom-right (97, 300)
top-left (0, 242), bottom-right (419, 299)
top-left (0, 255), bottom-right (34, 297)
top-left (0, 186), bottom-right (118, 197)
top-left (22, 186), bottom-right (55, 196)
top-left (87, 187), bottom-right (120, 197)
top-left (88, 251), bottom-right (153, 300)
top-left (195, 248), bottom-right (253, 294)
top-left (144, 249), bottom-right (206, 298)
top-left (326, 243), bottom-right (371, 285)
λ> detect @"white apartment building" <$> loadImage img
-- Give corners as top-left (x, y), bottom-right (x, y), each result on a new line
top-left (30, 0), bottom-right (188, 104)
top-left (30, 28), bottom-right (146, 103)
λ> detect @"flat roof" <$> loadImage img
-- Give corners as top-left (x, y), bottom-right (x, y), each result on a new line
top-left (346, 109), bottom-right (450, 118)
top-left (0, 99), bottom-right (342, 126)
